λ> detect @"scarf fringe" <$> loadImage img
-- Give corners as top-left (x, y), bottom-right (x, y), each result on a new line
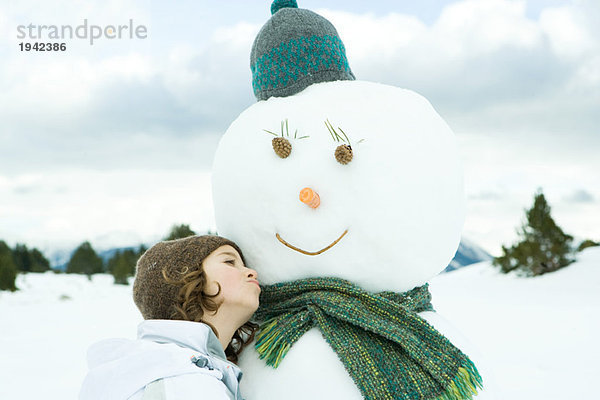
top-left (435, 358), bottom-right (483, 400)
top-left (255, 319), bottom-right (291, 368)
top-left (257, 319), bottom-right (484, 400)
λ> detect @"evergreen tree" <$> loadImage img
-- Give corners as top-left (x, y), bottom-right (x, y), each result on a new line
top-left (164, 224), bottom-right (196, 240)
top-left (137, 244), bottom-right (148, 258)
top-left (12, 244), bottom-right (51, 273)
top-left (12, 243), bottom-right (33, 272)
top-left (108, 248), bottom-right (140, 284)
top-left (0, 241), bottom-right (18, 291)
top-left (106, 250), bottom-right (121, 274)
top-left (493, 188), bottom-right (575, 276)
top-left (112, 253), bottom-right (130, 285)
top-left (121, 249), bottom-right (138, 276)
top-left (66, 241), bottom-right (103, 278)
top-left (577, 239), bottom-right (599, 252)
top-left (30, 248), bottom-right (51, 272)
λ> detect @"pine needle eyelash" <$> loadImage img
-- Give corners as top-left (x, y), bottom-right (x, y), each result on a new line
top-left (324, 119), bottom-right (364, 145)
top-left (263, 119), bottom-right (309, 140)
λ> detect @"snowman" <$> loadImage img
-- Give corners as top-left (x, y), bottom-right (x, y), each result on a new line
top-left (212, 1), bottom-right (493, 399)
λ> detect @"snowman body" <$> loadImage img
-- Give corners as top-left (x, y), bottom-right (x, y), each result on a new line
top-left (212, 80), bottom-right (493, 398)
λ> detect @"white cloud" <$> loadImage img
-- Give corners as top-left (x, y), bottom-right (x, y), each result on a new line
top-left (568, 54), bottom-right (600, 90)
top-left (160, 24), bottom-right (258, 116)
top-left (432, 0), bottom-right (540, 53)
top-left (0, 169), bottom-right (216, 252)
top-left (0, 9), bottom-right (7, 39)
top-left (562, 189), bottom-right (596, 203)
top-left (0, 54), bottom-right (156, 120)
top-left (320, 0), bottom-right (598, 139)
top-left (1, 9), bottom-right (259, 136)
top-left (316, 10), bottom-right (427, 59)
top-left (539, 5), bottom-right (595, 59)
top-left (212, 22), bottom-right (260, 48)
top-left (97, 53), bottom-right (157, 82)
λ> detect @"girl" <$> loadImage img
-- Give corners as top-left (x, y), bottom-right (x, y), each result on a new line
top-left (80, 235), bottom-right (260, 400)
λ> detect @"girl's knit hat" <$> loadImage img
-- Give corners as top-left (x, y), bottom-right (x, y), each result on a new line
top-left (133, 235), bottom-right (246, 320)
top-left (250, 0), bottom-right (355, 101)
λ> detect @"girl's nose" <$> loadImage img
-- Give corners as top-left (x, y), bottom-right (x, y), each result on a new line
top-left (247, 268), bottom-right (258, 279)
top-left (299, 187), bottom-right (320, 209)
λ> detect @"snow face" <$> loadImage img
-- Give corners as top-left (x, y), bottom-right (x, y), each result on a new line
top-left (212, 80), bottom-right (466, 292)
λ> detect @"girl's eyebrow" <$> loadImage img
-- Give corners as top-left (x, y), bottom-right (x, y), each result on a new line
top-left (219, 251), bottom-right (239, 258)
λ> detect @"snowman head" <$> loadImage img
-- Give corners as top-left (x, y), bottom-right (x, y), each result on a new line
top-left (211, 1), bottom-right (465, 293)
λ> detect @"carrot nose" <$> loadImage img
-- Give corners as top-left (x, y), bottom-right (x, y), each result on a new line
top-left (299, 187), bottom-right (320, 209)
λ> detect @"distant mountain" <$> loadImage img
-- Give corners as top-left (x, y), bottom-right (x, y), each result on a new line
top-left (49, 248), bottom-right (73, 271)
top-left (97, 246), bottom-right (147, 263)
top-left (443, 237), bottom-right (493, 273)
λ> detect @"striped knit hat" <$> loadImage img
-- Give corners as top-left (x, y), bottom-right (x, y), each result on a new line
top-left (133, 235), bottom-right (246, 320)
top-left (250, 0), bottom-right (355, 101)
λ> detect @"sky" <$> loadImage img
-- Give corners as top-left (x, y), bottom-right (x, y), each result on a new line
top-left (0, 0), bottom-right (599, 261)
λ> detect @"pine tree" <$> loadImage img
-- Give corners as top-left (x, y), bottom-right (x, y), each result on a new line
top-left (137, 244), bottom-right (148, 258)
top-left (66, 241), bottom-right (104, 278)
top-left (108, 248), bottom-right (140, 284)
top-left (106, 250), bottom-right (121, 274)
top-left (12, 244), bottom-right (51, 273)
top-left (121, 249), bottom-right (138, 276)
top-left (493, 188), bottom-right (575, 276)
top-left (164, 224), bottom-right (196, 240)
top-left (112, 253), bottom-right (130, 285)
top-left (30, 248), bottom-right (51, 272)
top-left (0, 241), bottom-right (18, 291)
top-left (577, 239), bottom-right (599, 252)
top-left (12, 244), bottom-right (33, 272)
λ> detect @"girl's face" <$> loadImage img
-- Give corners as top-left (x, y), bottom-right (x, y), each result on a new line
top-left (202, 245), bottom-right (260, 314)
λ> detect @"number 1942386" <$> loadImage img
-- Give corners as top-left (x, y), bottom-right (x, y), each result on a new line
top-left (19, 42), bottom-right (66, 51)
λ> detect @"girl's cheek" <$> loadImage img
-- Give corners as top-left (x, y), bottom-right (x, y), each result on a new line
top-left (222, 269), bottom-right (241, 283)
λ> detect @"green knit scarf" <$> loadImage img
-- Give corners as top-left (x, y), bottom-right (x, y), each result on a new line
top-left (254, 277), bottom-right (483, 400)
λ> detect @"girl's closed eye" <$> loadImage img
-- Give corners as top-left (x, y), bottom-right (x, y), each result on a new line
top-left (225, 259), bottom-right (236, 265)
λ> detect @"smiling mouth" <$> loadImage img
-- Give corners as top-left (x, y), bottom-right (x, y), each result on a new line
top-left (276, 230), bottom-right (348, 256)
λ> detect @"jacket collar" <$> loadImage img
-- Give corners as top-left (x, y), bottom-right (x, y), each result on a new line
top-left (138, 319), bottom-right (244, 399)
top-left (138, 319), bottom-right (228, 362)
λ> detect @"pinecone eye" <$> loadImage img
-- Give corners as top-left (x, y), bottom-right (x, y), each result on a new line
top-left (272, 137), bottom-right (292, 159)
top-left (335, 144), bottom-right (353, 165)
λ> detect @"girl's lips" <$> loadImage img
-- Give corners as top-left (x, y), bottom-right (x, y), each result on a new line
top-left (248, 279), bottom-right (261, 288)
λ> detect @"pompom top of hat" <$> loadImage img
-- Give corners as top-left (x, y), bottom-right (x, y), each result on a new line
top-left (271, 0), bottom-right (298, 15)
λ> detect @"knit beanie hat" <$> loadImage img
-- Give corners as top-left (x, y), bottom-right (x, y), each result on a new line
top-left (250, 0), bottom-right (355, 101)
top-left (133, 235), bottom-right (246, 320)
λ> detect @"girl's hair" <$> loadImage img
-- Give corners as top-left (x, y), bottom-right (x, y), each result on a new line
top-left (162, 266), bottom-right (258, 363)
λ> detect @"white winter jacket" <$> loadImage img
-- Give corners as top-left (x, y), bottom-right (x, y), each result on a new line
top-left (79, 320), bottom-right (244, 400)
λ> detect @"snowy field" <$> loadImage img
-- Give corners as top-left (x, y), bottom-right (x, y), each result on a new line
top-left (1, 247), bottom-right (599, 399)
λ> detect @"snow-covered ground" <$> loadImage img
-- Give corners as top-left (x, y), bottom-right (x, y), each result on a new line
top-left (0, 274), bottom-right (142, 399)
top-left (429, 247), bottom-right (600, 399)
top-left (1, 247), bottom-right (599, 399)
